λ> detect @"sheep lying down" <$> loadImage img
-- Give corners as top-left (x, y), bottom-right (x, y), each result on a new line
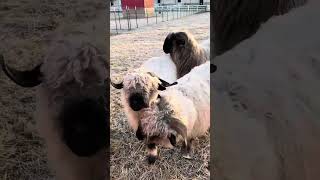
top-left (138, 61), bottom-right (211, 164)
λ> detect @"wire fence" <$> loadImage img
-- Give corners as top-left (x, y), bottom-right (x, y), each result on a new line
top-left (110, 5), bottom-right (209, 35)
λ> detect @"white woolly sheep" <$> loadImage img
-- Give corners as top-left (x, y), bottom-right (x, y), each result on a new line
top-left (213, 1), bottom-right (320, 179)
top-left (111, 71), bottom-right (172, 162)
top-left (163, 31), bottom-right (209, 78)
top-left (1, 41), bottom-right (109, 180)
top-left (111, 31), bottom-right (210, 139)
top-left (139, 61), bottom-right (210, 163)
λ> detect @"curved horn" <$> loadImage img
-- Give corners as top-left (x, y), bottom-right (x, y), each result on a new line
top-left (163, 32), bottom-right (175, 54)
top-left (168, 117), bottom-right (187, 142)
top-left (110, 79), bottom-right (123, 89)
top-left (0, 54), bottom-right (42, 87)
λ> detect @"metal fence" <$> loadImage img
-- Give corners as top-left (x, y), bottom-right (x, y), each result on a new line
top-left (110, 5), bottom-right (209, 35)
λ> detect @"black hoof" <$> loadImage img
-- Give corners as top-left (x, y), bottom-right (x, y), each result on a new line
top-left (136, 127), bottom-right (145, 141)
top-left (147, 155), bottom-right (157, 164)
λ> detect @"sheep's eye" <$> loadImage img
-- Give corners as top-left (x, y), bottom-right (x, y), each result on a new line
top-left (176, 39), bottom-right (185, 45)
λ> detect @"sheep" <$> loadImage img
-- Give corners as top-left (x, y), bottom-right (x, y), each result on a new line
top-left (110, 56), bottom-right (178, 138)
top-left (163, 31), bottom-right (209, 78)
top-left (1, 41), bottom-right (109, 180)
top-left (140, 54), bottom-right (177, 84)
top-left (200, 37), bottom-right (210, 60)
top-left (138, 61), bottom-right (210, 164)
top-left (213, 0), bottom-right (307, 57)
top-left (213, 1), bottom-right (320, 179)
top-left (111, 32), bottom-right (210, 143)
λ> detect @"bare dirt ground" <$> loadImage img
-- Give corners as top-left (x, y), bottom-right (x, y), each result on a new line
top-left (110, 12), bottom-right (210, 180)
top-left (0, 0), bottom-right (106, 179)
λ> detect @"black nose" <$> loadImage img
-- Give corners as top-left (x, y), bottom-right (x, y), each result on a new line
top-left (60, 98), bottom-right (108, 157)
top-left (129, 94), bottom-right (147, 111)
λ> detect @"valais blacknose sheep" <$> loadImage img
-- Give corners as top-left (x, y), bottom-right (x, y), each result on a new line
top-left (1, 41), bottom-right (109, 180)
top-left (139, 61), bottom-right (210, 163)
top-left (163, 31), bottom-right (209, 78)
top-left (110, 54), bottom-right (178, 138)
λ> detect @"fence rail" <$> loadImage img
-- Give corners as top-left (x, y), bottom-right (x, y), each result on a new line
top-left (110, 5), bottom-right (209, 35)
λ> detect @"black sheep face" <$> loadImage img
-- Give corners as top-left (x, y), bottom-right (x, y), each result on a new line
top-left (163, 32), bottom-right (188, 54)
top-left (128, 92), bottom-right (149, 111)
top-left (59, 96), bottom-right (108, 157)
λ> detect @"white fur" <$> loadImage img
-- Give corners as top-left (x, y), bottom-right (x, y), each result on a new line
top-left (119, 54), bottom-right (178, 132)
top-left (200, 37), bottom-right (210, 60)
top-left (140, 54), bottom-right (177, 84)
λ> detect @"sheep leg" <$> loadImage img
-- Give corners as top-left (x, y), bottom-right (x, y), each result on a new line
top-left (181, 138), bottom-right (194, 159)
top-left (136, 125), bottom-right (145, 141)
top-left (146, 143), bottom-right (158, 164)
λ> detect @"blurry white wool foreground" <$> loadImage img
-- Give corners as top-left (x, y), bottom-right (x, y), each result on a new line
top-left (213, 1), bottom-right (320, 180)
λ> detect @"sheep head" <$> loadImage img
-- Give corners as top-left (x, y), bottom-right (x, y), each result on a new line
top-left (163, 32), bottom-right (189, 54)
top-left (163, 31), bottom-right (208, 78)
top-left (110, 71), bottom-right (177, 112)
top-left (139, 97), bottom-right (188, 148)
top-left (1, 41), bottom-right (109, 157)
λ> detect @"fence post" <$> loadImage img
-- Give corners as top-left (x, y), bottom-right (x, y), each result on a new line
top-left (113, 10), bottom-right (118, 34)
top-left (162, 6), bottom-right (164, 22)
top-left (177, 6), bottom-right (179, 18)
top-left (166, 6), bottom-right (168, 21)
top-left (117, 8), bottom-right (121, 30)
top-left (172, 6), bottom-right (174, 20)
top-left (129, 7), bottom-right (132, 30)
top-left (146, 8), bottom-right (149, 24)
top-left (126, 6), bottom-right (130, 30)
top-left (135, 6), bottom-right (138, 28)
top-left (155, 7), bottom-right (157, 24)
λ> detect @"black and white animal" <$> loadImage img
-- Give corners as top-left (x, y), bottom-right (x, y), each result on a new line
top-left (138, 61), bottom-right (210, 164)
top-left (1, 41), bottom-right (109, 180)
top-left (163, 31), bottom-right (209, 78)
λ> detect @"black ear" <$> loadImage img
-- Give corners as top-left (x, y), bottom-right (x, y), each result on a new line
top-left (168, 118), bottom-right (187, 142)
top-left (211, 64), bottom-right (217, 73)
top-left (158, 84), bottom-right (166, 90)
top-left (1, 54), bottom-right (42, 87)
top-left (110, 80), bottom-right (123, 89)
top-left (158, 79), bottom-right (177, 91)
top-left (163, 33), bottom-right (175, 54)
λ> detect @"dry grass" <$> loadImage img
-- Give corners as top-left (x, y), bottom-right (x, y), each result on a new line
top-left (0, 0), bottom-right (106, 179)
top-left (110, 12), bottom-right (210, 180)
top-left (0, 0), bottom-right (210, 178)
